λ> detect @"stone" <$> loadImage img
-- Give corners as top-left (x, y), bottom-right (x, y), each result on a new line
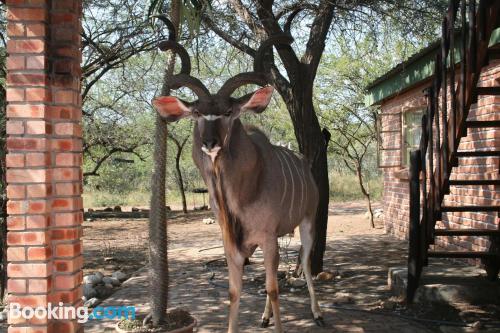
top-left (87, 208), bottom-right (94, 212)
top-left (84, 297), bottom-right (100, 308)
top-left (287, 277), bottom-right (306, 288)
top-left (83, 284), bottom-right (97, 299)
top-left (104, 207), bottom-right (113, 212)
top-left (95, 285), bottom-right (113, 299)
top-left (113, 205), bottom-right (122, 212)
top-left (331, 292), bottom-right (353, 304)
top-left (102, 276), bottom-right (121, 286)
top-left (258, 289), bottom-right (267, 295)
top-left (104, 283), bottom-right (114, 289)
top-left (104, 257), bottom-right (114, 262)
top-left (132, 207), bottom-right (140, 212)
top-left (112, 271), bottom-right (128, 282)
top-left (0, 310), bottom-right (7, 322)
top-left (203, 218), bottom-right (215, 225)
top-left (94, 271), bottom-right (104, 280)
top-left (83, 274), bottom-right (102, 285)
top-left (316, 271), bottom-right (335, 281)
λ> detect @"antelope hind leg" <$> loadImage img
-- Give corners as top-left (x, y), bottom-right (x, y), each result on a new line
top-left (262, 239), bottom-right (283, 332)
top-left (299, 220), bottom-right (325, 326)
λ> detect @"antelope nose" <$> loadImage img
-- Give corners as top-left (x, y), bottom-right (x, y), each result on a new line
top-left (203, 139), bottom-right (218, 150)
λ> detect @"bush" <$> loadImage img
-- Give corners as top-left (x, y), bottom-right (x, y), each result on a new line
top-left (329, 171), bottom-right (382, 202)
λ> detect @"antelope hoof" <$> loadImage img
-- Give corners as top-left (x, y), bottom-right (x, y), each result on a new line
top-left (313, 316), bottom-right (325, 327)
top-left (260, 318), bottom-right (270, 328)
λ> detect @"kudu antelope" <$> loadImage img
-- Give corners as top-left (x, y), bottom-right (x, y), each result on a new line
top-left (152, 20), bottom-right (323, 332)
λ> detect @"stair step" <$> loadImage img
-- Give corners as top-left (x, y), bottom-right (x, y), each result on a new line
top-left (454, 151), bottom-right (500, 157)
top-left (449, 179), bottom-right (500, 186)
top-left (466, 120), bottom-right (500, 128)
top-left (476, 87), bottom-right (500, 96)
top-left (434, 229), bottom-right (500, 236)
top-left (428, 251), bottom-right (500, 259)
top-left (441, 205), bottom-right (500, 212)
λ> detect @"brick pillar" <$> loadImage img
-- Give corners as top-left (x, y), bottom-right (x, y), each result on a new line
top-left (5, 1), bottom-right (83, 332)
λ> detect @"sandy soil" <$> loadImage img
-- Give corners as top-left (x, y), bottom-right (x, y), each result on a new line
top-left (82, 200), bottom-right (382, 277)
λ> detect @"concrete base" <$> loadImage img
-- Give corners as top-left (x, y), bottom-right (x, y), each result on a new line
top-left (389, 265), bottom-right (500, 305)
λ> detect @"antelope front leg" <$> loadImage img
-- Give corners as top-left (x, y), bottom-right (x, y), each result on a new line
top-left (262, 240), bottom-right (283, 333)
top-left (226, 251), bottom-right (245, 333)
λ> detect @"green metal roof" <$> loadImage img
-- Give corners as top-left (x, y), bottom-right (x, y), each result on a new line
top-left (365, 28), bottom-right (500, 106)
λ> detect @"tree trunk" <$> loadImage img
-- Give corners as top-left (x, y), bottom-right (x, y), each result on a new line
top-left (286, 67), bottom-right (329, 276)
top-left (148, 1), bottom-right (181, 326)
top-left (356, 162), bottom-right (374, 228)
top-left (174, 146), bottom-right (188, 214)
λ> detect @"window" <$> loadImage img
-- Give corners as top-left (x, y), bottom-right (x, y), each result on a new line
top-left (402, 109), bottom-right (424, 166)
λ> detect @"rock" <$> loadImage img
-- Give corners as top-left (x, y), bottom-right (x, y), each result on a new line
top-left (316, 271), bottom-right (335, 281)
top-left (470, 321), bottom-right (482, 330)
top-left (87, 208), bottom-right (94, 212)
top-left (113, 206), bottom-right (122, 212)
top-left (84, 297), bottom-right (100, 308)
top-left (258, 289), bottom-right (267, 295)
top-left (277, 271), bottom-right (287, 279)
top-left (132, 207), bottom-right (140, 212)
top-left (83, 274), bottom-right (102, 285)
top-left (290, 288), bottom-right (297, 292)
top-left (0, 311), bottom-right (7, 322)
top-left (203, 218), bottom-right (216, 225)
top-left (374, 209), bottom-right (384, 219)
top-left (83, 284), bottom-right (97, 299)
top-left (103, 207), bottom-right (113, 212)
top-left (287, 277), bottom-right (306, 288)
top-left (94, 271), bottom-right (104, 281)
top-left (331, 292), bottom-right (353, 304)
top-left (95, 285), bottom-right (113, 299)
top-left (102, 276), bottom-right (120, 286)
top-left (165, 206), bottom-right (171, 211)
top-left (104, 257), bottom-right (114, 262)
top-left (104, 283), bottom-right (114, 289)
top-left (112, 271), bottom-right (127, 282)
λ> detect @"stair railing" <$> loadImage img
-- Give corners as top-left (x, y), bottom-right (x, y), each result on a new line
top-left (407, 0), bottom-right (499, 302)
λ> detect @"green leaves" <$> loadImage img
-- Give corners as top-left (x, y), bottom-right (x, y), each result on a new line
top-left (147, 0), bottom-right (211, 38)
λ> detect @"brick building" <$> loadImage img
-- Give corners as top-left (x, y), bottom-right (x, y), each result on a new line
top-left (4, 1), bottom-right (84, 332)
top-left (366, 29), bottom-right (499, 253)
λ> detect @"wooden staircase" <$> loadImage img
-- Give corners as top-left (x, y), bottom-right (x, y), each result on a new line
top-left (407, 0), bottom-right (500, 302)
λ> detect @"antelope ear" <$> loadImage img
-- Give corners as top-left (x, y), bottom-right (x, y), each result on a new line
top-left (239, 86), bottom-right (274, 114)
top-left (152, 96), bottom-right (191, 122)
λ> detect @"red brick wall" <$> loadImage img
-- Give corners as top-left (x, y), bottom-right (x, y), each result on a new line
top-left (5, 1), bottom-right (83, 332)
top-left (380, 60), bottom-right (500, 253)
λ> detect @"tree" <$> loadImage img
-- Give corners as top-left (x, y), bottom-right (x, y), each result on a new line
top-left (199, 0), bottom-right (446, 274)
top-left (167, 122), bottom-right (192, 214)
top-left (146, 1), bottom-right (182, 327)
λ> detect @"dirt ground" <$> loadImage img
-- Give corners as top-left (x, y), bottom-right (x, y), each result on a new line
top-left (82, 201), bottom-right (383, 277)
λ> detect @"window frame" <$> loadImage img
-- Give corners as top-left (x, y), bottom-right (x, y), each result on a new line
top-left (401, 107), bottom-right (425, 167)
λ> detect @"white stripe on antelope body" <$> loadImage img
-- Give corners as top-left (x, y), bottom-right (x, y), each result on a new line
top-left (152, 20), bottom-right (324, 333)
